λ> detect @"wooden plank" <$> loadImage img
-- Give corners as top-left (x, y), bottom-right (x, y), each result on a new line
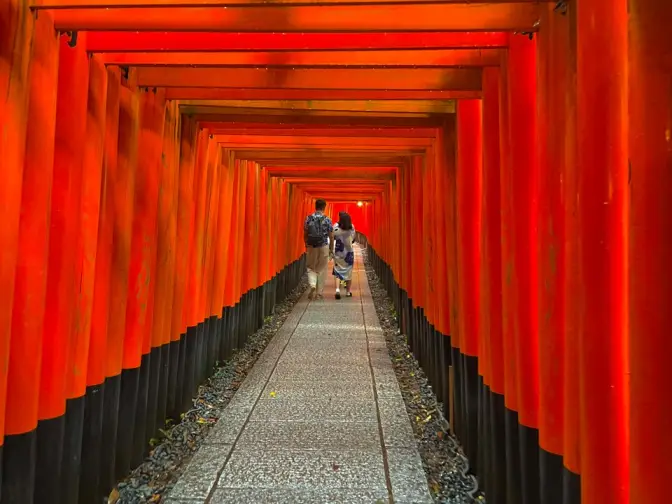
top-left (202, 127), bottom-right (439, 137)
top-left (51, 3), bottom-right (541, 32)
top-left (86, 32), bottom-right (509, 52)
top-left (195, 114), bottom-right (445, 127)
top-left (34, 0), bottom-right (544, 7)
top-left (98, 49), bottom-right (502, 67)
top-left (179, 99), bottom-right (455, 114)
top-left (137, 67), bottom-right (481, 90)
top-left (212, 134), bottom-right (434, 147)
top-left (192, 107), bottom-right (437, 118)
top-left (166, 88), bottom-right (480, 100)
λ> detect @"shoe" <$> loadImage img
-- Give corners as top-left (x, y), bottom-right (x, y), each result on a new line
top-left (335, 291), bottom-right (341, 300)
top-left (346, 292), bottom-right (353, 297)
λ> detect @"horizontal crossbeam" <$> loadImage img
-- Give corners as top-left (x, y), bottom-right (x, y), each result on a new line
top-left (86, 32), bottom-right (509, 52)
top-left (179, 99), bottom-right (455, 114)
top-left (166, 88), bottom-right (480, 100)
top-left (137, 68), bottom-right (481, 90)
top-left (51, 4), bottom-right (540, 32)
top-left (98, 49), bottom-right (502, 67)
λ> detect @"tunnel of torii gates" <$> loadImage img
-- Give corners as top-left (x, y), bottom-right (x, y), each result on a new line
top-left (0, 0), bottom-right (670, 503)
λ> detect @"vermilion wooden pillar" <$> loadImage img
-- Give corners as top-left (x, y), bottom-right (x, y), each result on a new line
top-left (497, 53), bottom-right (522, 503)
top-left (104, 81), bottom-right (139, 487)
top-left (536, 5), bottom-right (573, 503)
top-left (81, 65), bottom-right (121, 504)
top-left (3, 12), bottom-right (58, 503)
top-left (628, 0), bottom-right (672, 501)
top-left (150, 99), bottom-right (178, 443)
top-left (456, 99), bottom-right (483, 468)
top-left (507, 33), bottom-right (541, 504)
top-left (480, 66), bottom-right (506, 504)
top-left (577, 0), bottom-right (629, 502)
top-left (169, 116), bottom-right (196, 418)
top-left (62, 50), bottom-right (107, 504)
top-left (119, 88), bottom-right (163, 475)
top-left (0, 4), bottom-right (34, 498)
top-left (561, 6), bottom-right (581, 499)
top-left (37, 34), bottom-right (90, 504)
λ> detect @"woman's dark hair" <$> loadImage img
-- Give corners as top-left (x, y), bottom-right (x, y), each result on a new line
top-left (338, 211), bottom-right (353, 231)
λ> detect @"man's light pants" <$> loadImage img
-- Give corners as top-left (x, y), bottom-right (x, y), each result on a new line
top-left (306, 245), bottom-right (329, 295)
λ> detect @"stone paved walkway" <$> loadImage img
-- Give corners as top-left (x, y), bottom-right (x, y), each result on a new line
top-left (165, 249), bottom-right (432, 504)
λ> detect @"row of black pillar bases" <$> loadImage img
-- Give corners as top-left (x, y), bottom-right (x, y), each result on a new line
top-left (365, 248), bottom-right (581, 504)
top-left (0, 256), bottom-right (307, 504)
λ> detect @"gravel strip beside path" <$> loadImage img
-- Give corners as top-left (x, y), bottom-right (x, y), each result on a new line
top-left (109, 278), bottom-right (308, 504)
top-left (362, 248), bottom-right (486, 504)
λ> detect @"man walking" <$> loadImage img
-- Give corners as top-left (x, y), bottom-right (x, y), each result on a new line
top-left (304, 199), bottom-right (334, 299)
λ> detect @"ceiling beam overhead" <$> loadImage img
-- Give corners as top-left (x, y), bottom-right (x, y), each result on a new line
top-left (98, 48), bottom-right (503, 67)
top-left (136, 67), bottom-right (482, 91)
top-left (33, 0), bottom-right (546, 7)
top-left (192, 107), bottom-right (436, 118)
top-left (231, 150), bottom-right (415, 160)
top-left (264, 166), bottom-right (398, 176)
top-left (51, 4), bottom-right (541, 32)
top-left (193, 114), bottom-right (446, 127)
top-left (212, 134), bottom-right (434, 147)
top-left (166, 88), bottom-right (480, 101)
top-left (203, 127), bottom-right (439, 137)
top-left (86, 32), bottom-right (509, 52)
top-left (179, 99), bottom-right (455, 115)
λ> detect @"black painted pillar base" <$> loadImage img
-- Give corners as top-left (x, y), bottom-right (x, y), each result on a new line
top-left (79, 383), bottom-right (105, 504)
top-left (167, 338), bottom-right (181, 420)
top-left (115, 367), bottom-right (139, 480)
top-left (2, 429), bottom-right (37, 503)
top-left (144, 347), bottom-right (161, 452)
top-left (132, 353), bottom-right (151, 468)
top-left (99, 374), bottom-right (120, 495)
top-left (61, 395), bottom-right (85, 504)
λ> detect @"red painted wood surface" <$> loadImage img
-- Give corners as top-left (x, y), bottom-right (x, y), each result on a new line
top-left (5, 12), bottom-right (59, 436)
top-left (40, 36), bottom-right (90, 421)
top-left (628, 0), bottom-right (672, 501)
top-left (577, 0), bottom-right (630, 501)
top-left (3, 2), bottom-right (670, 501)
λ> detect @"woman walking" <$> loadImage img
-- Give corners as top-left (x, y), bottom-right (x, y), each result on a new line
top-left (332, 211), bottom-right (356, 299)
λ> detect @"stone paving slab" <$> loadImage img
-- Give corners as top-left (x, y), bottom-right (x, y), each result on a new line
top-left (236, 421), bottom-right (382, 450)
top-left (217, 448), bottom-right (388, 490)
top-left (249, 396), bottom-right (379, 423)
top-left (209, 488), bottom-right (389, 504)
top-left (169, 445), bottom-right (234, 500)
top-left (166, 250), bottom-right (431, 503)
top-left (262, 380), bottom-right (375, 400)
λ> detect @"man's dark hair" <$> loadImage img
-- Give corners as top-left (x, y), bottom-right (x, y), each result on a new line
top-left (315, 199), bottom-right (327, 211)
top-left (338, 211), bottom-right (353, 231)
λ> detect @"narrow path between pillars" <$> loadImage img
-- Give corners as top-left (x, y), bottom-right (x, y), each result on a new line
top-left (165, 246), bottom-right (432, 504)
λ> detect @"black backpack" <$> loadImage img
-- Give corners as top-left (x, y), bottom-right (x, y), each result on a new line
top-left (306, 214), bottom-right (326, 247)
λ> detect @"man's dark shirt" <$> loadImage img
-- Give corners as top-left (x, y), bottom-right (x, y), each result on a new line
top-left (304, 211), bottom-right (333, 247)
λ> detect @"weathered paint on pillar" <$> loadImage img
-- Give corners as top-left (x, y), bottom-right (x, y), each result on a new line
top-left (628, 0), bottom-right (672, 501)
top-left (456, 99), bottom-right (482, 358)
top-left (480, 67), bottom-right (504, 397)
top-left (577, 0), bottom-right (630, 501)
top-left (0, 0), bottom-right (35, 453)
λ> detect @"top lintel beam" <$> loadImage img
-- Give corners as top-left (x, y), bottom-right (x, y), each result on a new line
top-left (50, 4), bottom-right (541, 32)
top-left (85, 32), bottom-right (509, 52)
top-left (33, 0), bottom-right (543, 6)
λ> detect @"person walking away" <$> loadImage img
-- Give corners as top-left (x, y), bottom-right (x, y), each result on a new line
top-left (304, 199), bottom-right (334, 299)
top-left (332, 211), bottom-right (356, 299)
